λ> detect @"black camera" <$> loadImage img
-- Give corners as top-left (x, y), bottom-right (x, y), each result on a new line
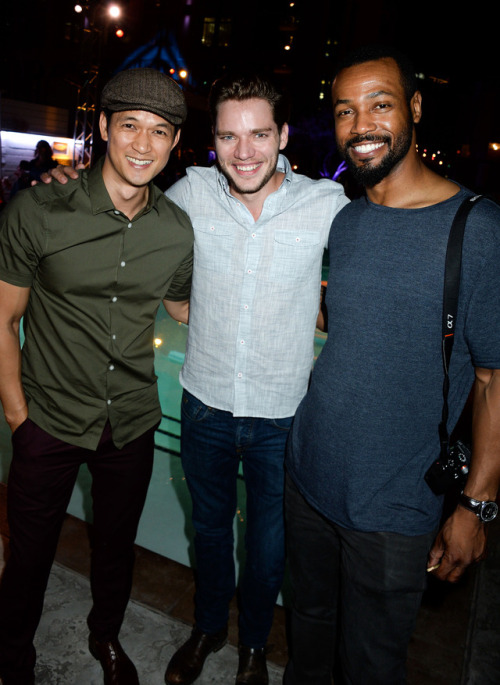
top-left (424, 440), bottom-right (471, 495)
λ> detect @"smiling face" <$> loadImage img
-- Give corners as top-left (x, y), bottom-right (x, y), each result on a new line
top-left (100, 109), bottom-right (180, 193)
top-left (214, 97), bottom-right (289, 203)
top-left (332, 58), bottom-right (421, 188)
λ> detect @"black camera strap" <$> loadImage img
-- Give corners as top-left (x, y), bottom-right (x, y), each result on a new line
top-left (439, 194), bottom-right (484, 460)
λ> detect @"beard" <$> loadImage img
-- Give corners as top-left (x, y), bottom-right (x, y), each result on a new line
top-left (340, 119), bottom-right (414, 188)
top-left (218, 151), bottom-right (279, 196)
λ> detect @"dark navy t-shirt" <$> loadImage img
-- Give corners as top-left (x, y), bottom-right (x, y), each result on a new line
top-left (286, 188), bottom-right (500, 535)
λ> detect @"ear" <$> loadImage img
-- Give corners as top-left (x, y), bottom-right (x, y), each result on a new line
top-left (99, 111), bottom-right (109, 142)
top-left (172, 129), bottom-right (181, 149)
top-left (410, 91), bottom-right (422, 124)
top-left (279, 122), bottom-right (289, 150)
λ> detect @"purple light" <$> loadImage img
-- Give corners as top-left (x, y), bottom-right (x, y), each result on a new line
top-left (320, 160), bottom-right (347, 181)
top-left (332, 161), bottom-right (347, 181)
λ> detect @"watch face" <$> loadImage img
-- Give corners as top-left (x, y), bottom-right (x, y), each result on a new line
top-left (480, 502), bottom-right (499, 522)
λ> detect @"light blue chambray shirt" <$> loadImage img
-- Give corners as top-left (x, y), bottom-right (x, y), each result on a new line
top-left (165, 155), bottom-right (349, 418)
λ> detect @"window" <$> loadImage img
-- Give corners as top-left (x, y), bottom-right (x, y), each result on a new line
top-left (201, 17), bottom-right (231, 47)
top-left (201, 17), bottom-right (216, 46)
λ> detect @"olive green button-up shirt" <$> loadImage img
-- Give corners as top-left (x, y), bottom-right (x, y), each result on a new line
top-left (0, 158), bottom-right (193, 449)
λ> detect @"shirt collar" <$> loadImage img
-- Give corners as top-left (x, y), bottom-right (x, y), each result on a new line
top-left (86, 156), bottom-right (159, 216)
top-left (277, 153), bottom-right (293, 184)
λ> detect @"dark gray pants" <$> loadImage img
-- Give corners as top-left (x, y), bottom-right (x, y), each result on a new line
top-left (284, 475), bottom-right (435, 685)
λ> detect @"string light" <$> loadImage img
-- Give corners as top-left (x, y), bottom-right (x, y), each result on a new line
top-left (108, 4), bottom-right (121, 19)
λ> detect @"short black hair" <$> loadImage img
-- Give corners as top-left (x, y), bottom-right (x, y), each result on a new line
top-left (334, 45), bottom-right (418, 106)
top-left (209, 72), bottom-right (290, 132)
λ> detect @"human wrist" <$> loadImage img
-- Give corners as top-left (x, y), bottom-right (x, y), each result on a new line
top-left (5, 405), bottom-right (28, 432)
top-left (458, 491), bottom-right (499, 523)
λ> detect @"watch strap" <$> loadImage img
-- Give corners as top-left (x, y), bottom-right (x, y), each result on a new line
top-left (459, 492), bottom-right (498, 522)
top-left (459, 492), bottom-right (482, 511)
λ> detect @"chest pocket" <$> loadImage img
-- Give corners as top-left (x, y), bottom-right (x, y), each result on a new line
top-left (193, 219), bottom-right (235, 274)
top-left (270, 230), bottom-right (322, 282)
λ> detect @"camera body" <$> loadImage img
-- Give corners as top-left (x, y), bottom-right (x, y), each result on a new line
top-left (424, 440), bottom-right (470, 495)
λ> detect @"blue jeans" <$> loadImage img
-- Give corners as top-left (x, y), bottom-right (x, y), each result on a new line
top-left (180, 390), bottom-right (292, 648)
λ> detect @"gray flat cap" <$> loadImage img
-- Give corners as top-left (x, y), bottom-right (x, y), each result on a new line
top-left (101, 68), bottom-right (187, 126)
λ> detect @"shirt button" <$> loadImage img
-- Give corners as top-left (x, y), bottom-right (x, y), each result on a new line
top-left (107, 399), bottom-right (112, 405)
top-left (114, 210), bottom-right (120, 215)
top-left (109, 364), bottom-right (115, 371)
top-left (128, 222), bottom-right (133, 229)
top-left (247, 269), bottom-right (252, 274)
top-left (111, 296), bottom-right (118, 302)
top-left (237, 372), bottom-right (243, 378)
top-left (111, 334), bottom-right (117, 340)
top-left (120, 261), bottom-right (126, 267)
top-left (240, 340), bottom-right (245, 345)
top-left (251, 233), bottom-right (256, 239)
top-left (243, 304), bottom-right (249, 310)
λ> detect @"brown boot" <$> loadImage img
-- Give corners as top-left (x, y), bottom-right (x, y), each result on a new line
top-left (164, 626), bottom-right (227, 685)
top-left (88, 633), bottom-right (139, 685)
top-left (236, 646), bottom-right (269, 685)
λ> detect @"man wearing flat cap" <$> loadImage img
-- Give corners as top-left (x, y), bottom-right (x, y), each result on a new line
top-left (0, 68), bottom-right (193, 684)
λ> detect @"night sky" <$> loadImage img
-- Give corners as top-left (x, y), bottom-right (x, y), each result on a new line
top-left (1, 1), bottom-right (498, 194)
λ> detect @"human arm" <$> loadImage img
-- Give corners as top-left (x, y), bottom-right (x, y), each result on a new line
top-left (162, 249), bottom-right (193, 325)
top-left (164, 175), bottom-right (191, 213)
top-left (316, 283), bottom-right (328, 332)
top-left (163, 298), bottom-right (189, 325)
top-left (0, 280), bottom-right (31, 432)
top-left (428, 366), bottom-right (500, 581)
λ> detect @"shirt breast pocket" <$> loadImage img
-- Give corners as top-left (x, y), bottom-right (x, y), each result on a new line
top-left (270, 230), bottom-right (322, 282)
top-left (193, 219), bottom-right (235, 274)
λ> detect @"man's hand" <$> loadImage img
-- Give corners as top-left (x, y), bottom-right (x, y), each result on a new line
top-left (6, 405), bottom-right (28, 433)
top-left (37, 164), bottom-right (83, 185)
top-left (163, 298), bottom-right (189, 325)
top-left (428, 366), bottom-right (500, 582)
top-left (427, 505), bottom-right (487, 582)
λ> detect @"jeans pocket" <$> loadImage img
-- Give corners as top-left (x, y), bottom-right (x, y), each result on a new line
top-left (267, 416), bottom-right (294, 432)
top-left (181, 390), bottom-right (214, 423)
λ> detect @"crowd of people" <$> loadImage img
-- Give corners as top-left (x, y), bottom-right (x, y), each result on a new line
top-left (0, 44), bottom-right (499, 685)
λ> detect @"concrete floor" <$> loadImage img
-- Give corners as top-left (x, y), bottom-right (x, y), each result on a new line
top-left (0, 555), bottom-right (283, 685)
top-left (0, 484), bottom-right (286, 685)
top-left (0, 484), bottom-right (499, 684)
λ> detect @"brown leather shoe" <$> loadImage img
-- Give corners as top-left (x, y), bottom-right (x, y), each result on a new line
top-left (88, 633), bottom-right (139, 685)
top-left (164, 626), bottom-right (227, 685)
top-left (236, 646), bottom-right (269, 685)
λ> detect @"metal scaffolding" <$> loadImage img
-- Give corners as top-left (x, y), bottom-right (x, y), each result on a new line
top-left (72, 6), bottom-right (102, 167)
top-left (73, 71), bottom-right (98, 167)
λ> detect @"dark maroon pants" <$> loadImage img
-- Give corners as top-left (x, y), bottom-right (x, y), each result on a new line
top-left (0, 418), bottom-right (156, 682)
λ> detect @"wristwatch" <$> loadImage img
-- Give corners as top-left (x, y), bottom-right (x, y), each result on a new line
top-left (459, 492), bottom-right (499, 522)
